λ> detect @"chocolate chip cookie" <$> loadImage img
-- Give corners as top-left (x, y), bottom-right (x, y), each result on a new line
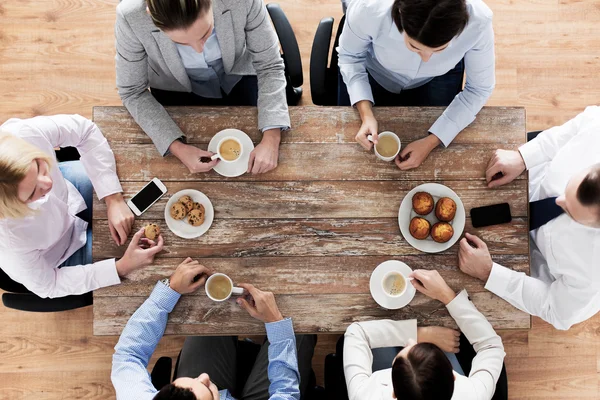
top-left (144, 223), bottom-right (160, 240)
top-left (170, 201), bottom-right (187, 220)
top-left (178, 195), bottom-right (195, 213)
top-left (187, 208), bottom-right (205, 227)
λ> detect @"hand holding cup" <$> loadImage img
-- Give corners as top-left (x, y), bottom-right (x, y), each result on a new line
top-left (409, 269), bottom-right (456, 305)
top-left (169, 257), bottom-right (212, 295)
top-left (236, 283), bottom-right (284, 323)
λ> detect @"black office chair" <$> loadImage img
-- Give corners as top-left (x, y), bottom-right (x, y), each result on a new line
top-left (310, 16), bottom-right (345, 106)
top-left (151, 339), bottom-right (325, 399)
top-left (527, 130), bottom-right (542, 142)
top-left (267, 3), bottom-right (303, 105)
top-left (324, 334), bottom-right (509, 400)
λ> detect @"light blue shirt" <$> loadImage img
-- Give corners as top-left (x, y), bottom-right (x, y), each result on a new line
top-left (338, 0), bottom-right (496, 146)
top-left (111, 282), bottom-right (301, 400)
top-left (176, 30), bottom-right (242, 99)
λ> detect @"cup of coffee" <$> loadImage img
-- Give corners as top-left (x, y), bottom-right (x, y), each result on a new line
top-left (381, 271), bottom-right (408, 297)
top-left (211, 136), bottom-right (243, 163)
top-left (371, 131), bottom-right (401, 162)
top-left (205, 273), bottom-right (244, 302)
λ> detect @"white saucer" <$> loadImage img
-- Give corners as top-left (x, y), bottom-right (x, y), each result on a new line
top-left (398, 183), bottom-right (466, 253)
top-left (208, 129), bottom-right (255, 178)
top-left (369, 260), bottom-right (416, 310)
top-left (164, 189), bottom-right (214, 239)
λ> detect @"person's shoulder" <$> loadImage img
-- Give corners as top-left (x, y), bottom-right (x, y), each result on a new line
top-left (116, 0), bottom-right (148, 20)
top-left (348, 0), bottom-right (394, 20)
top-left (466, 0), bottom-right (494, 27)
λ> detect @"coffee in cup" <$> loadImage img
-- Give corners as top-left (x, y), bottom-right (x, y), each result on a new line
top-left (371, 131), bottom-right (401, 162)
top-left (205, 273), bottom-right (244, 302)
top-left (381, 271), bottom-right (407, 297)
top-left (211, 136), bottom-right (243, 163)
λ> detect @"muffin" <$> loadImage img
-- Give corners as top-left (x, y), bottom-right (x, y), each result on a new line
top-left (170, 202), bottom-right (187, 220)
top-left (144, 223), bottom-right (160, 240)
top-left (409, 217), bottom-right (431, 240)
top-left (431, 222), bottom-right (454, 243)
top-left (435, 197), bottom-right (457, 222)
top-left (188, 208), bottom-right (205, 227)
top-left (412, 192), bottom-right (435, 215)
top-left (178, 195), bottom-right (195, 213)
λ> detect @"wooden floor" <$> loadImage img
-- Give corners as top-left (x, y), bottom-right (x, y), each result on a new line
top-left (1, 0), bottom-right (599, 398)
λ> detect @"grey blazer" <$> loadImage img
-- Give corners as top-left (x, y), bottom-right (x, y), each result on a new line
top-left (115, 0), bottom-right (290, 155)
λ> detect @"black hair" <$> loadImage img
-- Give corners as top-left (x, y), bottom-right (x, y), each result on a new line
top-left (391, 343), bottom-right (455, 400)
top-left (577, 163), bottom-right (600, 221)
top-left (391, 0), bottom-right (469, 48)
top-left (146, 0), bottom-right (211, 31)
top-left (153, 384), bottom-right (197, 400)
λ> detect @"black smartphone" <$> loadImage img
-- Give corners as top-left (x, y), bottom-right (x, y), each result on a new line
top-left (470, 203), bottom-right (512, 228)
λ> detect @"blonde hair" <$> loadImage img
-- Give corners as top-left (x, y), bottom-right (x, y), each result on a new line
top-left (0, 131), bottom-right (54, 219)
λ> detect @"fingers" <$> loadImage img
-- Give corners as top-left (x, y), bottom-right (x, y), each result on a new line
top-left (247, 151), bottom-right (256, 174)
top-left (108, 223), bottom-right (120, 246)
top-left (410, 278), bottom-right (426, 293)
top-left (465, 232), bottom-right (486, 248)
top-left (238, 283), bottom-right (260, 297)
top-left (131, 227), bottom-right (145, 246)
top-left (485, 158), bottom-right (500, 183)
top-left (356, 133), bottom-right (372, 150)
top-left (487, 173), bottom-right (512, 189)
top-left (236, 297), bottom-right (258, 318)
top-left (370, 132), bottom-right (379, 144)
top-left (459, 237), bottom-right (472, 253)
top-left (116, 223), bottom-right (127, 246)
top-left (147, 235), bottom-right (164, 255)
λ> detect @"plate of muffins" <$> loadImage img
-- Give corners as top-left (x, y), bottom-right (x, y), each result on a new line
top-left (398, 183), bottom-right (466, 253)
top-left (164, 189), bottom-right (214, 239)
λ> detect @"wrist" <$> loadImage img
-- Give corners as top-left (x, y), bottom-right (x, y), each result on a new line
top-left (417, 326), bottom-right (429, 343)
top-left (168, 139), bottom-right (185, 157)
top-left (426, 133), bottom-right (442, 149)
top-left (440, 288), bottom-right (457, 305)
top-left (265, 312), bottom-right (284, 323)
top-left (356, 100), bottom-right (374, 120)
top-left (516, 149), bottom-right (527, 172)
top-left (262, 129), bottom-right (281, 145)
top-left (115, 258), bottom-right (127, 277)
top-left (104, 192), bottom-right (123, 206)
top-left (481, 261), bottom-right (493, 282)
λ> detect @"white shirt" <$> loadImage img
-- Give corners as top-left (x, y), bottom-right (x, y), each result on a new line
top-left (0, 115), bottom-right (123, 298)
top-left (338, 0), bottom-right (496, 146)
top-left (485, 106), bottom-right (600, 330)
top-left (343, 291), bottom-right (505, 400)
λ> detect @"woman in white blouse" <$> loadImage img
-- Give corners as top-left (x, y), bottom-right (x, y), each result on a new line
top-left (0, 114), bottom-right (163, 298)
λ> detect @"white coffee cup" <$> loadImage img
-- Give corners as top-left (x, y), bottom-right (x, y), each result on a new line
top-left (205, 273), bottom-right (244, 302)
top-left (368, 131), bottom-right (401, 162)
top-left (381, 271), bottom-right (408, 298)
top-left (211, 136), bottom-right (243, 163)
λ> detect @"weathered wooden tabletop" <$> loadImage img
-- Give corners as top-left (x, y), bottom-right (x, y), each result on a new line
top-left (92, 106), bottom-right (529, 336)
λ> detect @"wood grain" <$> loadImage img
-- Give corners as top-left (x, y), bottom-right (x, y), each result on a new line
top-left (93, 291), bottom-right (530, 336)
top-left (93, 180), bottom-right (529, 219)
top-left (92, 217), bottom-right (528, 259)
top-left (93, 106), bottom-right (526, 145)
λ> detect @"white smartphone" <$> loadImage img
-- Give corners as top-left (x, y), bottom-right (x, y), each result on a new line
top-left (126, 178), bottom-right (167, 216)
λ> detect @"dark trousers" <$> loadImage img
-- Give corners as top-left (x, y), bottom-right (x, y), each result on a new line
top-left (175, 335), bottom-right (317, 400)
top-left (338, 59), bottom-right (465, 107)
top-left (151, 75), bottom-right (259, 107)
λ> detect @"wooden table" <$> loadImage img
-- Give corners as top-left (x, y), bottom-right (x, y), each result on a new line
top-left (92, 106), bottom-right (529, 336)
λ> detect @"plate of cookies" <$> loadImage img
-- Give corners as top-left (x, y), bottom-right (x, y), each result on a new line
top-left (164, 189), bottom-right (214, 239)
top-left (398, 183), bottom-right (465, 253)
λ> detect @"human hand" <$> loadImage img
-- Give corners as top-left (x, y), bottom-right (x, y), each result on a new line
top-left (116, 227), bottom-right (164, 277)
top-left (169, 257), bottom-right (212, 294)
top-left (395, 135), bottom-right (441, 170)
top-left (236, 283), bottom-right (284, 323)
top-left (355, 115), bottom-right (378, 151)
top-left (248, 129), bottom-right (280, 174)
top-left (169, 140), bottom-right (219, 173)
top-left (409, 269), bottom-right (456, 305)
top-left (417, 326), bottom-right (460, 353)
top-left (486, 149), bottom-right (526, 188)
top-left (105, 193), bottom-right (135, 246)
top-left (458, 232), bottom-right (493, 282)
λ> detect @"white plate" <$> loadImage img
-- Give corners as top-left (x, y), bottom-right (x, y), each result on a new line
top-left (398, 183), bottom-right (466, 253)
top-left (208, 129), bottom-right (255, 178)
top-left (164, 189), bottom-right (214, 239)
top-left (370, 260), bottom-right (416, 309)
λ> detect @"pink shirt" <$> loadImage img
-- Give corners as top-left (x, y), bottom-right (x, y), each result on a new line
top-left (0, 115), bottom-right (123, 298)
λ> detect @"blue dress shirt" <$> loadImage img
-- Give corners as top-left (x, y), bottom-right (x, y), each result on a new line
top-left (111, 282), bottom-right (301, 400)
top-left (338, 0), bottom-right (496, 146)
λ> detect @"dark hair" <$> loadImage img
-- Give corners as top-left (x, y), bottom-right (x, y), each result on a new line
top-left (391, 0), bottom-right (469, 48)
top-left (146, 0), bottom-right (211, 31)
top-left (577, 163), bottom-right (600, 220)
top-left (153, 384), bottom-right (197, 400)
top-left (391, 343), bottom-right (454, 400)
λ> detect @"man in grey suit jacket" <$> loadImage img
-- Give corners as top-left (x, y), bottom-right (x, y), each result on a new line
top-left (116, 0), bottom-right (290, 174)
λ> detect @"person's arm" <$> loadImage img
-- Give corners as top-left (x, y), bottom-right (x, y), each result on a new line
top-left (343, 319), bottom-right (417, 400)
top-left (21, 115), bottom-right (122, 200)
top-left (264, 318), bottom-right (301, 400)
top-left (115, 6), bottom-right (185, 156)
top-left (446, 290), bottom-right (505, 399)
top-left (336, 0), bottom-right (376, 107)
top-left (485, 263), bottom-right (596, 330)
top-left (243, 0), bottom-right (290, 131)
top-left (429, 21), bottom-right (496, 147)
top-left (112, 282), bottom-right (180, 400)
top-left (2, 250), bottom-right (120, 299)
top-left (518, 106), bottom-right (599, 170)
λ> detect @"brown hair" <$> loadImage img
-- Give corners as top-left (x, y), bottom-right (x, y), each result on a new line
top-left (0, 132), bottom-right (54, 220)
top-left (392, 0), bottom-right (469, 48)
top-left (147, 0), bottom-right (212, 31)
top-left (391, 343), bottom-right (455, 400)
top-left (577, 163), bottom-right (600, 222)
